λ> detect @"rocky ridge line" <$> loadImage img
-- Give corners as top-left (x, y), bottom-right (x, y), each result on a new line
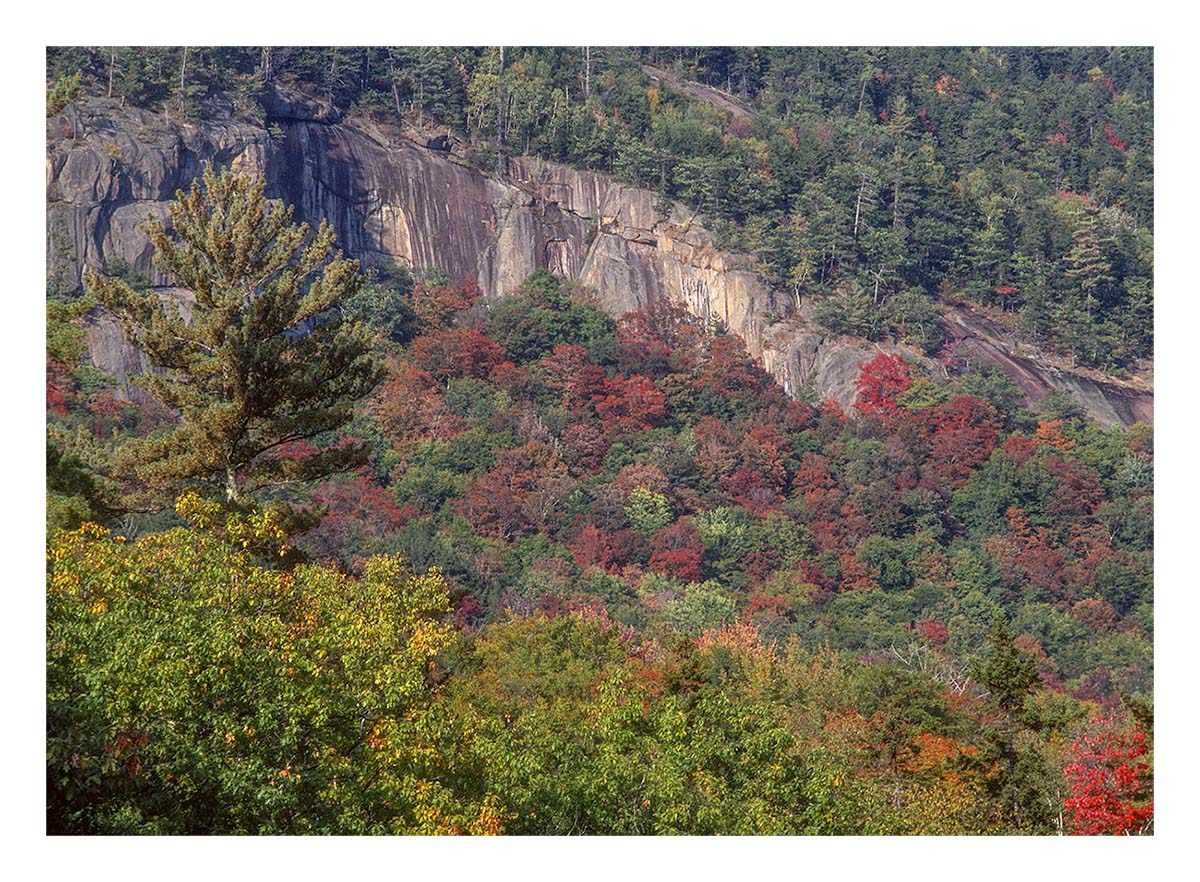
top-left (46, 92), bottom-right (1152, 426)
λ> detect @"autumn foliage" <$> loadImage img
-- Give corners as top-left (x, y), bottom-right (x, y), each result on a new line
top-left (854, 353), bottom-right (913, 418)
top-left (1063, 715), bottom-right (1153, 835)
top-left (48, 264), bottom-right (1153, 836)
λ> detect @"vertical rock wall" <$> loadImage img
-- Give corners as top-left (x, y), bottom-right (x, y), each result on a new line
top-left (46, 96), bottom-right (1152, 426)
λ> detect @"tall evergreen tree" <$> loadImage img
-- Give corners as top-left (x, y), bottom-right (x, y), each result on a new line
top-left (89, 165), bottom-right (384, 505)
top-left (972, 616), bottom-right (1048, 829)
top-left (1062, 205), bottom-right (1116, 313)
top-left (975, 616), bottom-right (1039, 718)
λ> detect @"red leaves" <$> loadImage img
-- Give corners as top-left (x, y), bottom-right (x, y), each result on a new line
top-left (408, 328), bottom-right (509, 382)
top-left (1063, 715), bottom-right (1153, 835)
top-left (647, 543), bottom-right (705, 584)
top-left (694, 334), bottom-right (772, 401)
top-left (615, 310), bottom-right (676, 377)
top-left (1032, 419), bottom-right (1075, 452)
top-left (1090, 72), bottom-right (1119, 97)
top-left (915, 619), bottom-right (949, 646)
top-left (453, 593), bottom-right (485, 629)
top-left (1003, 434), bottom-right (1038, 465)
top-left (1043, 455), bottom-right (1105, 522)
top-left (47, 359), bottom-right (74, 415)
top-left (693, 411), bottom-right (792, 515)
top-left (410, 276), bottom-right (482, 329)
top-left (1070, 598), bottom-right (1118, 633)
top-left (720, 467), bottom-right (783, 516)
top-left (923, 395), bottom-right (1000, 492)
top-left (854, 354), bottom-right (912, 419)
top-left (932, 394), bottom-right (998, 435)
top-left (569, 524), bottom-right (619, 573)
top-left (301, 471), bottom-right (414, 564)
top-left (532, 343), bottom-right (599, 402)
top-left (613, 463), bottom-right (670, 499)
top-left (371, 361), bottom-right (436, 437)
top-left (933, 74), bottom-right (959, 96)
top-left (935, 338), bottom-right (962, 373)
top-left (647, 519), bottom-right (705, 583)
top-left (792, 453), bottom-right (840, 522)
top-left (986, 523), bottom-right (1067, 599)
top-left (837, 546), bottom-right (878, 592)
top-left (274, 439), bottom-right (319, 463)
top-left (455, 441), bottom-right (573, 539)
top-left (561, 422), bottom-right (611, 475)
top-left (591, 374), bottom-right (667, 433)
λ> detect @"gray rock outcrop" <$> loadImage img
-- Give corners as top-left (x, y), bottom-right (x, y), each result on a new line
top-left (46, 94), bottom-right (1152, 426)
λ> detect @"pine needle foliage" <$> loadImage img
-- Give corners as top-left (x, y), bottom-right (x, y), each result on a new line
top-left (89, 166), bottom-right (384, 504)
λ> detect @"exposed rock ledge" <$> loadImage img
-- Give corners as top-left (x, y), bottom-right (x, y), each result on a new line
top-left (47, 95), bottom-right (1152, 426)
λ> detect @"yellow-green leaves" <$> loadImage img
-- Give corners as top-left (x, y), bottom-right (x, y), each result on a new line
top-left (47, 505), bottom-right (456, 834)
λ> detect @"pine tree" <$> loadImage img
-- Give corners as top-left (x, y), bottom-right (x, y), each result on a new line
top-left (89, 166), bottom-right (384, 505)
top-left (975, 617), bottom-right (1039, 717)
top-left (972, 617), bottom-right (1047, 830)
top-left (1063, 210), bottom-right (1115, 312)
top-left (1058, 201), bottom-right (1116, 365)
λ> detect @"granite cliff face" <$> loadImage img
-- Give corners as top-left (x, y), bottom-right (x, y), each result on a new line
top-left (46, 102), bottom-right (278, 289)
top-left (46, 94), bottom-right (1152, 426)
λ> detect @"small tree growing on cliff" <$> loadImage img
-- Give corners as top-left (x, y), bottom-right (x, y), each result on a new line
top-left (89, 165), bottom-right (384, 504)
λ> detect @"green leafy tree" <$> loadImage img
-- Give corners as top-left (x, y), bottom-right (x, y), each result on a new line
top-left (89, 166), bottom-right (384, 505)
top-left (1062, 207), bottom-right (1116, 313)
top-left (624, 487), bottom-right (672, 535)
top-left (47, 440), bottom-right (116, 532)
top-left (46, 495), bottom-right (475, 834)
top-left (342, 261), bottom-right (418, 343)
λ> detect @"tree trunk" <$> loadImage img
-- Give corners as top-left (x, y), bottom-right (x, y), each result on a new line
top-left (178, 47), bottom-right (189, 120)
top-left (225, 464), bottom-right (239, 504)
top-left (107, 48), bottom-right (115, 98)
top-left (853, 172), bottom-right (869, 238)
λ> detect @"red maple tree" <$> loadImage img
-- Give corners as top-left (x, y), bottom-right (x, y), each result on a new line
top-left (408, 328), bottom-right (509, 382)
top-left (647, 518), bottom-right (705, 583)
top-left (854, 354), bottom-right (913, 419)
top-left (1063, 714), bottom-right (1153, 835)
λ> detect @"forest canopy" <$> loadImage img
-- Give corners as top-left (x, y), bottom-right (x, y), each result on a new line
top-left (48, 46), bottom-right (1155, 368)
top-left (45, 47), bottom-right (1153, 836)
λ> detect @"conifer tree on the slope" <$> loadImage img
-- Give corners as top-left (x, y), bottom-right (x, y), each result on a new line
top-left (972, 616), bottom-right (1048, 830)
top-left (89, 165), bottom-right (384, 505)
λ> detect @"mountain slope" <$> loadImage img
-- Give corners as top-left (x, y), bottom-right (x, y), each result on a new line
top-left (46, 91), bottom-right (1151, 425)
